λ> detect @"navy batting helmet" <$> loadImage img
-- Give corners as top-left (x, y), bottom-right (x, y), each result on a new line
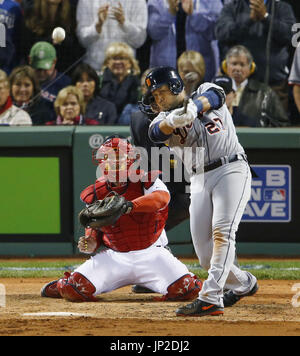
top-left (145, 66), bottom-right (184, 95)
top-left (139, 66), bottom-right (184, 114)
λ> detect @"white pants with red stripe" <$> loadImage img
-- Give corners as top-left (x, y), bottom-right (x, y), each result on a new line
top-left (190, 160), bottom-right (257, 307)
top-left (74, 234), bottom-right (191, 296)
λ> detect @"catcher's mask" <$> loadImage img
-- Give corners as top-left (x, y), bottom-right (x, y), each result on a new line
top-left (139, 66), bottom-right (184, 114)
top-left (95, 137), bottom-right (138, 184)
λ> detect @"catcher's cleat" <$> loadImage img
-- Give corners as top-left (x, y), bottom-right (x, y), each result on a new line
top-left (176, 299), bottom-right (224, 317)
top-left (223, 282), bottom-right (259, 308)
top-left (132, 285), bottom-right (156, 294)
top-left (41, 280), bottom-right (62, 299)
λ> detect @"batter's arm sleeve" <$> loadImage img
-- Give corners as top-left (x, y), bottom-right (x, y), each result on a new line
top-left (148, 114), bottom-right (172, 143)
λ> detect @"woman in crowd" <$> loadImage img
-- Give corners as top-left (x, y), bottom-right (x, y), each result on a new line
top-left (177, 50), bottom-right (206, 96)
top-left (99, 42), bottom-right (141, 116)
top-left (0, 70), bottom-right (32, 126)
top-left (9, 65), bottom-right (51, 125)
top-left (71, 63), bottom-right (118, 125)
top-left (47, 85), bottom-right (87, 125)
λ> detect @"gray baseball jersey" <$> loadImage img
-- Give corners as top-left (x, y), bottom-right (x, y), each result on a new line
top-left (149, 83), bottom-right (245, 173)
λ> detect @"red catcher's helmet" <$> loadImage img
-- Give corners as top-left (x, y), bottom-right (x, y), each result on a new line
top-left (95, 137), bottom-right (137, 184)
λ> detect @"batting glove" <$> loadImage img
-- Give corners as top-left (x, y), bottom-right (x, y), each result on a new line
top-left (165, 99), bottom-right (198, 128)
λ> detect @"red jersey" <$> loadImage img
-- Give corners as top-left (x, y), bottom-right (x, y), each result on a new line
top-left (80, 172), bottom-right (169, 252)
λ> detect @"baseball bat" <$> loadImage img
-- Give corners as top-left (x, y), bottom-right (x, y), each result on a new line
top-left (183, 72), bottom-right (199, 113)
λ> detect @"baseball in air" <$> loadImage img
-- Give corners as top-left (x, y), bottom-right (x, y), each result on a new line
top-left (52, 27), bottom-right (66, 44)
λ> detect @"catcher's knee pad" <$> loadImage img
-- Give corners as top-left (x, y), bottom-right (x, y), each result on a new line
top-left (57, 272), bottom-right (97, 302)
top-left (163, 274), bottom-right (202, 301)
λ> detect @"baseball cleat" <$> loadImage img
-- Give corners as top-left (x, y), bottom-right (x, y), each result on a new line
top-left (131, 285), bottom-right (156, 294)
top-left (41, 280), bottom-right (62, 299)
top-left (223, 282), bottom-right (259, 308)
top-left (176, 299), bottom-right (224, 317)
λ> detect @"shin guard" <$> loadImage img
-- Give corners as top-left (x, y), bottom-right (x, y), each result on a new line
top-left (155, 274), bottom-right (202, 301)
top-left (57, 272), bottom-right (97, 302)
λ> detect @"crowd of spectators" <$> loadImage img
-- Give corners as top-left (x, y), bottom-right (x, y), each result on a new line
top-left (0, 0), bottom-right (299, 127)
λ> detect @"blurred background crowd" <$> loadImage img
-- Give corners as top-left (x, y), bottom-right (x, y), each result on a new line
top-left (0, 0), bottom-right (299, 127)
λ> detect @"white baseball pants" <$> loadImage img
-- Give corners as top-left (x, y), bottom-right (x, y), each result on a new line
top-left (74, 237), bottom-right (191, 296)
top-left (190, 159), bottom-right (257, 307)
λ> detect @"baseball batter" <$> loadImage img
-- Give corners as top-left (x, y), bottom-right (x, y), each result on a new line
top-left (41, 137), bottom-right (202, 302)
top-left (146, 66), bottom-right (258, 317)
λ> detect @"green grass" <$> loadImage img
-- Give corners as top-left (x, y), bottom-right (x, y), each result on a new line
top-left (0, 258), bottom-right (299, 279)
top-left (0, 260), bottom-right (84, 278)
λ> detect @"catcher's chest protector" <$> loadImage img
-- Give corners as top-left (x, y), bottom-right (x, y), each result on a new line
top-left (80, 178), bottom-right (168, 252)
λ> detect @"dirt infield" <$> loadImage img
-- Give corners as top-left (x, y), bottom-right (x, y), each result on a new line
top-left (0, 278), bottom-right (299, 336)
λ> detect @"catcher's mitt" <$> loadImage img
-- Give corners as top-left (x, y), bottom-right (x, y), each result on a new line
top-left (78, 192), bottom-right (133, 229)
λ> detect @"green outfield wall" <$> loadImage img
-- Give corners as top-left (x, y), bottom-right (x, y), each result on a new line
top-left (0, 126), bottom-right (300, 257)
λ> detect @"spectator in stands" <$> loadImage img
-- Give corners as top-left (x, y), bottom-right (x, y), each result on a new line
top-left (215, 0), bottom-right (296, 110)
top-left (0, 0), bottom-right (23, 74)
top-left (147, 0), bottom-right (223, 81)
top-left (118, 68), bottom-right (151, 125)
top-left (76, 0), bottom-right (147, 71)
top-left (177, 50), bottom-right (206, 95)
top-left (99, 42), bottom-right (141, 117)
top-left (29, 41), bottom-right (71, 122)
top-left (71, 63), bottom-right (118, 125)
top-left (213, 75), bottom-right (236, 115)
top-left (9, 65), bottom-right (51, 125)
top-left (0, 69), bottom-right (32, 125)
top-left (21, 0), bottom-right (84, 74)
top-left (47, 85), bottom-right (91, 125)
top-left (222, 45), bottom-right (290, 127)
top-left (288, 45), bottom-right (300, 125)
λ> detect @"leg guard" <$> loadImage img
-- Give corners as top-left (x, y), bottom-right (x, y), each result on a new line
top-left (56, 272), bottom-right (97, 302)
top-left (41, 280), bottom-right (62, 299)
top-left (155, 274), bottom-right (202, 301)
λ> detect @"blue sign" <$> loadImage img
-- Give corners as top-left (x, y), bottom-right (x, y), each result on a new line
top-left (242, 165), bottom-right (291, 222)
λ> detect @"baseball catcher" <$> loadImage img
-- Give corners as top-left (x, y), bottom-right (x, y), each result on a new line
top-left (41, 136), bottom-right (202, 302)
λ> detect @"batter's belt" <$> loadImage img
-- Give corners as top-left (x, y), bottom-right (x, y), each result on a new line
top-left (202, 153), bottom-right (248, 173)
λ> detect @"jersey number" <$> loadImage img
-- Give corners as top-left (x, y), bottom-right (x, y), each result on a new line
top-left (205, 118), bottom-right (224, 135)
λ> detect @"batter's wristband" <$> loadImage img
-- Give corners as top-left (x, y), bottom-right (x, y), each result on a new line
top-left (193, 90), bottom-right (222, 112)
top-left (193, 98), bottom-right (204, 113)
top-left (201, 90), bottom-right (223, 109)
top-left (150, 122), bottom-right (172, 142)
